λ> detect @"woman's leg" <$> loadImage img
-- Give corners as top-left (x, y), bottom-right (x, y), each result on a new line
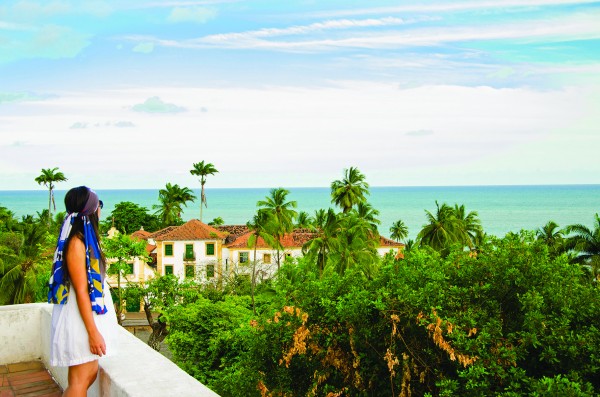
top-left (63, 360), bottom-right (99, 397)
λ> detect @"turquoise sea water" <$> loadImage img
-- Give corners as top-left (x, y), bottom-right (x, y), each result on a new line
top-left (1, 186), bottom-right (598, 239)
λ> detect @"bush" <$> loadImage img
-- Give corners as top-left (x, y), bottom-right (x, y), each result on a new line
top-left (165, 233), bottom-right (600, 396)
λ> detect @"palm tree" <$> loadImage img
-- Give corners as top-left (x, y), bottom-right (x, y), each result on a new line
top-left (302, 209), bottom-right (341, 276)
top-left (331, 167), bottom-right (369, 213)
top-left (247, 211), bottom-right (278, 314)
top-left (390, 219), bottom-right (409, 242)
top-left (355, 202), bottom-right (381, 233)
top-left (208, 217), bottom-right (225, 226)
top-left (34, 167), bottom-right (67, 221)
top-left (565, 214), bottom-right (600, 279)
top-left (153, 183), bottom-right (196, 227)
top-left (257, 188), bottom-right (297, 270)
top-left (190, 161), bottom-right (218, 222)
top-left (333, 212), bottom-right (378, 276)
top-left (0, 206), bottom-right (18, 232)
top-left (536, 220), bottom-right (565, 257)
top-left (417, 201), bottom-right (462, 256)
top-left (452, 204), bottom-right (483, 249)
top-left (0, 216), bottom-right (51, 304)
top-left (295, 211), bottom-right (312, 229)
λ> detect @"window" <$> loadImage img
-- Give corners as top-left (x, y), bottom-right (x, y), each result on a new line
top-left (125, 263), bottom-right (134, 275)
top-left (206, 264), bottom-right (215, 278)
top-left (164, 243), bottom-right (173, 256)
top-left (263, 253), bottom-right (271, 264)
top-left (185, 244), bottom-right (194, 260)
top-left (206, 243), bottom-right (215, 256)
top-left (165, 265), bottom-right (173, 275)
top-left (185, 265), bottom-right (195, 278)
top-left (239, 251), bottom-right (249, 264)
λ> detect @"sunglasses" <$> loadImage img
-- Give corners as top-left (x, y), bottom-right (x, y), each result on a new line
top-left (99, 200), bottom-right (104, 210)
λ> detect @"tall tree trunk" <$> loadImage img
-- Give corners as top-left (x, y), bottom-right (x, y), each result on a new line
top-left (144, 303), bottom-right (169, 351)
top-left (276, 247), bottom-right (280, 271)
top-left (200, 182), bottom-right (206, 222)
top-left (47, 188), bottom-right (52, 224)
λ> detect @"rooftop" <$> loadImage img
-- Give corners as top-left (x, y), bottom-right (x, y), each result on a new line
top-left (0, 361), bottom-right (61, 397)
top-left (152, 220), bottom-right (226, 241)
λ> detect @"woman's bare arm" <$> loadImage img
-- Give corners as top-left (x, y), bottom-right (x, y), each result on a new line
top-left (66, 237), bottom-right (106, 357)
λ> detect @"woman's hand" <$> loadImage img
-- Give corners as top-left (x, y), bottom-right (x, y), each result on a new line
top-left (88, 329), bottom-right (107, 357)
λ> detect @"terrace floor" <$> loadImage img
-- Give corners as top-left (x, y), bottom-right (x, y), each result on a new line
top-left (0, 361), bottom-right (61, 397)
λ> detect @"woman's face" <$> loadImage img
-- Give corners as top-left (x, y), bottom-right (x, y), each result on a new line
top-left (97, 200), bottom-right (103, 219)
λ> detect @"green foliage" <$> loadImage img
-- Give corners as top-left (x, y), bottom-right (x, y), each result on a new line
top-left (330, 166), bottom-right (369, 213)
top-left (257, 188), bottom-right (297, 269)
top-left (34, 167), bottom-right (67, 218)
top-left (165, 295), bottom-right (253, 386)
top-left (565, 213), bottom-right (600, 280)
top-left (102, 201), bottom-right (160, 233)
top-left (190, 160), bottom-right (218, 222)
top-left (208, 216), bottom-right (225, 226)
top-left (153, 183), bottom-right (196, 227)
top-left (390, 219), bottom-right (409, 242)
top-left (103, 233), bottom-right (148, 321)
top-left (418, 201), bottom-right (484, 256)
top-left (0, 212), bottom-right (54, 304)
top-left (162, 232), bottom-right (600, 396)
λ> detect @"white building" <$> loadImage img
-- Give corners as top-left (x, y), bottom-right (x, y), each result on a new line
top-left (105, 227), bottom-right (157, 288)
top-left (148, 220), bottom-right (227, 283)
top-left (142, 220), bottom-right (404, 283)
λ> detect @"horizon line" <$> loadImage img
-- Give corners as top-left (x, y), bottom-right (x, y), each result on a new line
top-left (2, 183), bottom-right (600, 192)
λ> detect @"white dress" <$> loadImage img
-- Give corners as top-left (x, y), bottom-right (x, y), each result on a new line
top-left (50, 281), bottom-right (118, 367)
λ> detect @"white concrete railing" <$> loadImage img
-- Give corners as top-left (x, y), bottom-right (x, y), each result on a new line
top-left (0, 303), bottom-right (219, 397)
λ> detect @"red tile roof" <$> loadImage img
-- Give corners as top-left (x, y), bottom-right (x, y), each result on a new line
top-left (152, 219), bottom-right (227, 241)
top-left (215, 225), bottom-right (250, 244)
top-left (379, 236), bottom-right (405, 247)
top-left (148, 226), bottom-right (179, 240)
top-left (131, 229), bottom-right (151, 241)
top-left (226, 230), bottom-right (316, 249)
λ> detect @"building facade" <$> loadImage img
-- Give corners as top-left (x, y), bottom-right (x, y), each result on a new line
top-left (139, 220), bottom-right (405, 283)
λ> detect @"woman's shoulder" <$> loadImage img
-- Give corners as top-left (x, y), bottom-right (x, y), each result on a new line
top-left (67, 235), bottom-right (85, 252)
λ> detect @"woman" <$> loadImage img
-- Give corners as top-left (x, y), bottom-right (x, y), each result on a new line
top-left (48, 186), bottom-right (117, 396)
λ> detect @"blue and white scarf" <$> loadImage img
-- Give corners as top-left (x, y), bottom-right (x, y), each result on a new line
top-left (48, 213), bottom-right (107, 315)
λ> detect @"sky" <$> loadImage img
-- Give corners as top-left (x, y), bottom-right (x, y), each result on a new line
top-left (1, 0), bottom-right (599, 190)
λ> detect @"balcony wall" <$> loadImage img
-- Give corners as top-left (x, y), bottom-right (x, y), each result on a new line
top-left (0, 303), bottom-right (219, 397)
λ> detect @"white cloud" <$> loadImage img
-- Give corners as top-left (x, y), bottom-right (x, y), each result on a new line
top-left (127, 0), bottom-right (239, 9)
top-left (309, 0), bottom-right (600, 18)
top-left (0, 1), bottom-right (113, 20)
top-left (70, 121), bottom-right (135, 129)
top-left (167, 6), bottom-right (217, 23)
top-left (136, 11), bottom-right (600, 52)
top-left (0, 24), bottom-right (90, 63)
top-left (1, 82), bottom-right (597, 189)
top-left (131, 96), bottom-right (186, 113)
top-left (405, 129), bottom-right (434, 137)
top-left (0, 20), bottom-right (34, 31)
top-left (0, 91), bottom-right (51, 104)
top-left (114, 121), bottom-right (135, 128)
top-left (200, 17), bottom-right (409, 42)
top-left (133, 42), bottom-right (155, 53)
top-left (70, 122), bottom-right (88, 129)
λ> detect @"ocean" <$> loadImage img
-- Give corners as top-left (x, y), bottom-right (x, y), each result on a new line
top-left (1, 185), bottom-right (598, 239)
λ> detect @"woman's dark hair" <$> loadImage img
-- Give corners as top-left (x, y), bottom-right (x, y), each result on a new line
top-left (62, 186), bottom-right (105, 281)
